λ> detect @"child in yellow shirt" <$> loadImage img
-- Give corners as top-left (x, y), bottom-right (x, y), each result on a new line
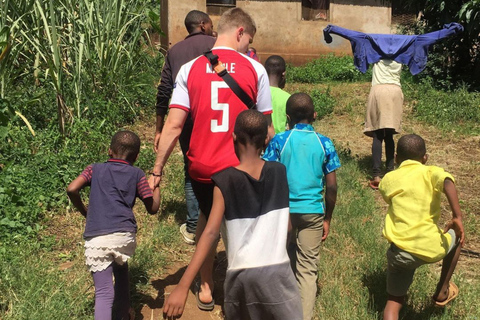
top-left (379, 134), bottom-right (464, 319)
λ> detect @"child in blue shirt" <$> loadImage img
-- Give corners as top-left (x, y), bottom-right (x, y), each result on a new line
top-left (67, 130), bottom-right (160, 320)
top-left (263, 92), bottom-right (340, 320)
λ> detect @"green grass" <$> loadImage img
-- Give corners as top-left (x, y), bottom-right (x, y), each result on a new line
top-left (3, 134), bottom-right (477, 319)
top-left (0, 211), bottom-right (182, 320)
top-left (403, 79), bottom-right (480, 135)
top-left (313, 144), bottom-right (480, 319)
top-left (0, 240), bottom-right (92, 319)
top-left (0, 141), bottom-right (182, 319)
top-left (287, 54), bottom-right (372, 83)
top-left (1, 54), bottom-right (479, 318)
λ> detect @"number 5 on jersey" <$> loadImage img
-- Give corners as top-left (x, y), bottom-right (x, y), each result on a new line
top-left (211, 81), bottom-right (230, 133)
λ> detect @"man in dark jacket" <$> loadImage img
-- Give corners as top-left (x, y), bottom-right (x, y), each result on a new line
top-left (155, 10), bottom-right (216, 244)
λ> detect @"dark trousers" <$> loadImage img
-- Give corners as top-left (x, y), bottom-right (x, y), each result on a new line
top-left (372, 129), bottom-right (395, 177)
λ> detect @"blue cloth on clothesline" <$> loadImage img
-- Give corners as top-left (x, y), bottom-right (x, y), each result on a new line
top-left (323, 23), bottom-right (463, 75)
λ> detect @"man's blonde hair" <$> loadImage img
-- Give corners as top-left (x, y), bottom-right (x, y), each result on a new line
top-left (217, 7), bottom-right (256, 35)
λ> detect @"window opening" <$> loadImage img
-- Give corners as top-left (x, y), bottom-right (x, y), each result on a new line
top-left (391, 0), bottom-right (418, 26)
top-left (207, 0), bottom-right (236, 16)
top-left (301, 0), bottom-right (330, 21)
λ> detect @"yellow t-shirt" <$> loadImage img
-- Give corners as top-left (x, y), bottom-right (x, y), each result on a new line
top-left (372, 59), bottom-right (402, 87)
top-left (379, 160), bottom-right (454, 262)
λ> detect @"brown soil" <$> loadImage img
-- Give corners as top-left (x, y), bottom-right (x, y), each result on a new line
top-left (138, 241), bottom-right (227, 320)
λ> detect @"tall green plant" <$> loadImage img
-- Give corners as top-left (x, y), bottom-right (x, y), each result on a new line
top-left (0, 0), bottom-right (153, 135)
top-left (0, 0), bottom-right (33, 98)
top-left (0, 0), bottom-right (36, 136)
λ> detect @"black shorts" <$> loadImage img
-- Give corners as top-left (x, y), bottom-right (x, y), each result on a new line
top-left (191, 179), bottom-right (214, 219)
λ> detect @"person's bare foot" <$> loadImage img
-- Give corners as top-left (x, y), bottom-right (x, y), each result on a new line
top-left (196, 282), bottom-right (214, 311)
top-left (198, 283), bottom-right (213, 304)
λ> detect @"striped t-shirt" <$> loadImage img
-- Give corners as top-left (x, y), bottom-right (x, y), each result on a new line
top-left (212, 161), bottom-right (290, 271)
top-left (80, 159), bottom-right (153, 238)
top-left (212, 161), bottom-right (302, 319)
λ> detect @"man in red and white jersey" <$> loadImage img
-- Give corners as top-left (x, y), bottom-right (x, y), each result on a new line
top-left (150, 7), bottom-right (273, 311)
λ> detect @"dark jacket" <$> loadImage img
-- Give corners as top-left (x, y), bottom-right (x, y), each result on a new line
top-left (156, 32), bottom-right (216, 116)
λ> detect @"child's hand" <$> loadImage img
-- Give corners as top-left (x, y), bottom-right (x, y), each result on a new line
top-left (444, 218), bottom-right (465, 247)
top-left (148, 175), bottom-right (161, 190)
top-left (322, 219), bottom-right (330, 241)
top-left (163, 286), bottom-right (188, 319)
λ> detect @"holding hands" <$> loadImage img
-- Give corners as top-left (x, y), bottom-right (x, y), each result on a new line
top-left (148, 173), bottom-right (162, 190)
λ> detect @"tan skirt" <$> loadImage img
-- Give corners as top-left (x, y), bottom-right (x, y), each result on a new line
top-left (364, 84), bottom-right (404, 137)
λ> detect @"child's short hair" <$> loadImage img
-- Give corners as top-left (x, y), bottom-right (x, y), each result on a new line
top-left (217, 7), bottom-right (256, 36)
top-left (110, 130), bottom-right (141, 162)
top-left (286, 93), bottom-right (315, 124)
top-left (234, 110), bottom-right (268, 149)
top-left (265, 55), bottom-right (286, 78)
top-left (396, 134), bottom-right (426, 162)
top-left (184, 10), bottom-right (211, 34)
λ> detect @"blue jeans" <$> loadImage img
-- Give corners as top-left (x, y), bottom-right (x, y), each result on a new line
top-left (179, 120), bottom-right (200, 234)
top-left (185, 172), bottom-right (199, 233)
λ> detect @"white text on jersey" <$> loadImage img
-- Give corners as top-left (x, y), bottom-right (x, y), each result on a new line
top-left (206, 63), bottom-right (236, 74)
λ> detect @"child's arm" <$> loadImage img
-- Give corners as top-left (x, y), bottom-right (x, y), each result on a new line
top-left (142, 186), bottom-right (161, 215)
top-left (322, 171), bottom-right (338, 241)
top-left (163, 186), bottom-right (225, 318)
top-left (66, 176), bottom-right (89, 217)
top-left (443, 178), bottom-right (465, 247)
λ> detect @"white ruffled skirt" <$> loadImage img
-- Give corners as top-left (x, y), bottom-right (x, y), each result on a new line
top-left (84, 232), bottom-right (136, 273)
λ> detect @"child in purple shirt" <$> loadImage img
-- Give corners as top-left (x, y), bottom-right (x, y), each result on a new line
top-left (67, 130), bottom-right (160, 320)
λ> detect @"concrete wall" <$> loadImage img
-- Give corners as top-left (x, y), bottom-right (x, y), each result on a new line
top-left (160, 0), bottom-right (206, 49)
top-left (161, 0), bottom-right (392, 65)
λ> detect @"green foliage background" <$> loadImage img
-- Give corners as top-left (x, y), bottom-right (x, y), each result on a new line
top-left (0, 1), bottom-right (478, 318)
top-left (0, 0), bottom-right (162, 241)
top-left (394, 0), bottom-right (480, 90)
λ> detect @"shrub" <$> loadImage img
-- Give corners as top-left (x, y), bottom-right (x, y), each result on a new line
top-left (287, 54), bottom-right (372, 83)
top-left (410, 79), bottom-right (480, 133)
top-left (310, 88), bottom-right (336, 120)
top-left (0, 50), bottom-right (160, 242)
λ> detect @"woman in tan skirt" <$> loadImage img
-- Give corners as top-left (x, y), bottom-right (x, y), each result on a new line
top-left (364, 59), bottom-right (403, 189)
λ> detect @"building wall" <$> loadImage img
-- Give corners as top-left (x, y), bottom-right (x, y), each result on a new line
top-left (160, 0), bottom-right (206, 50)
top-left (161, 0), bottom-right (392, 65)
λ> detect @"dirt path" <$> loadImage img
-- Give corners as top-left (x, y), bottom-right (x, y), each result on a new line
top-left (138, 240), bottom-right (227, 320)
top-left (132, 82), bottom-right (480, 319)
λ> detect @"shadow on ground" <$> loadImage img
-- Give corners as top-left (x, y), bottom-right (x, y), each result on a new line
top-left (130, 250), bottom-right (227, 319)
top-left (159, 199), bottom-right (188, 225)
top-left (362, 269), bottom-right (447, 320)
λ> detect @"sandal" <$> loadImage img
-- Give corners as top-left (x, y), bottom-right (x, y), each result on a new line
top-left (195, 290), bottom-right (215, 311)
top-left (434, 282), bottom-right (459, 307)
top-left (369, 180), bottom-right (380, 190)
